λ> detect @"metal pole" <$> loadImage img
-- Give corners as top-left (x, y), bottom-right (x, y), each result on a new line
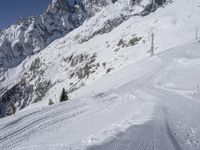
top-left (195, 28), bottom-right (198, 40)
top-left (151, 33), bottom-right (154, 56)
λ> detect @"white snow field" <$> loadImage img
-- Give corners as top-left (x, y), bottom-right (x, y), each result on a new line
top-left (1, 42), bottom-right (200, 150)
top-left (86, 42), bottom-right (200, 150)
top-left (1, 0), bottom-right (200, 149)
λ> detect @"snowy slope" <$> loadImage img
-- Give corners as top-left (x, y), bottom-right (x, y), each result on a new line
top-left (1, 0), bottom-right (200, 116)
top-left (1, 0), bottom-right (200, 149)
top-left (1, 41), bottom-right (200, 150)
top-left (0, 0), bottom-right (171, 117)
top-left (0, 92), bottom-right (154, 150)
top-left (21, 0), bottom-right (200, 104)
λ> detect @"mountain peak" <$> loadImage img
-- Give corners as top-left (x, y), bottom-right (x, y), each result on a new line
top-left (46, 0), bottom-right (70, 14)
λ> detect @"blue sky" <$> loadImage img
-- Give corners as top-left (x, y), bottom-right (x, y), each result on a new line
top-left (0, 0), bottom-right (52, 29)
top-left (0, 0), bottom-right (78, 30)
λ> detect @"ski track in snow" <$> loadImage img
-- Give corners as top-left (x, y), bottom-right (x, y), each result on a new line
top-left (0, 91), bottom-right (152, 150)
top-left (86, 42), bottom-right (200, 150)
top-left (87, 107), bottom-right (182, 150)
top-left (1, 42), bottom-right (200, 149)
top-left (0, 102), bottom-right (88, 150)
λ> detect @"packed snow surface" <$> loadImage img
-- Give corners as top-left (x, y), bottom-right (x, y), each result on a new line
top-left (1, 42), bottom-right (200, 149)
top-left (1, 0), bottom-right (200, 149)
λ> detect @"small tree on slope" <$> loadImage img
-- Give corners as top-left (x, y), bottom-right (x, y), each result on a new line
top-left (60, 88), bottom-right (69, 102)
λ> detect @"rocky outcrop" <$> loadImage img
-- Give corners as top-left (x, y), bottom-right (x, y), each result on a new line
top-left (0, 0), bottom-right (87, 70)
top-left (142, 0), bottom-right (172, 16)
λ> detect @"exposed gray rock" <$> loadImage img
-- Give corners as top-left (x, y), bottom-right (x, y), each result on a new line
top-left (0, 83), bottom-right (33, 117)
top-left (141, 0), bottom-right (171, 16)
top-left (0, 0), bottom-right (89, 70)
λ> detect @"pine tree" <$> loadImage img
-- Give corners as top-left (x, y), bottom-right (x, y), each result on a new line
top-left (60, 88), bottom-right (69, 102)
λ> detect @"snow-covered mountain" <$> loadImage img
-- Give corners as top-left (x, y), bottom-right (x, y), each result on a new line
top-left (0, 0), bottom-right (125, 70)
top-left (1, 0), bottom-right (200, 149)
top-left (0, 0), bottom-right (168, 70)
top-left (0, 0), bottom-right (86, 70)
top-left (0, 0), bottom-right (171, 117)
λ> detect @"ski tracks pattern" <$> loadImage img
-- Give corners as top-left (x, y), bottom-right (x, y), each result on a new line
top-left (87, 106), bottom-right (183, 150)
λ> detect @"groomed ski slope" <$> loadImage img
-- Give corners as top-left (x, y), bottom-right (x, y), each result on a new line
top-left (1, 41), bottom-right (200, 150)
top-left (86, 42), bottom-right (200, 150)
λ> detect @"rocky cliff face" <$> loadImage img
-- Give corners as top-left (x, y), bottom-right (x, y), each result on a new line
top-left (0, 0), bottom-right (87, 70)
top-left (0, 0), bottom-right (170, 118)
